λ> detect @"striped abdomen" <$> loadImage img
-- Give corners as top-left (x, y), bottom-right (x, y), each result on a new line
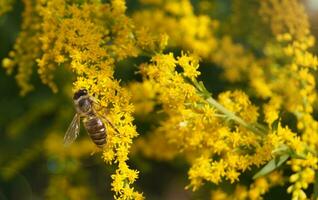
top-left (83, 115), bottom-right (106, 148)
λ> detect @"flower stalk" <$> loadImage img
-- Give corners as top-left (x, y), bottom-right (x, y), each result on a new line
top-left (190, 78), bottom-right (268, 136)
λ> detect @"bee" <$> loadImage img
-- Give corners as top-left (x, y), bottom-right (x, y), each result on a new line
top-left (64, 89), bottom-right (118, 148)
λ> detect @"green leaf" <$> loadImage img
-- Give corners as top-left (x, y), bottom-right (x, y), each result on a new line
top-left (253, 154), bottom-right (289, 179)
top-left (271, 118), bottom-right (279, 131)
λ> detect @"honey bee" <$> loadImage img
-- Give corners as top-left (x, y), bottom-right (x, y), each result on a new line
top-left (64, 89), bottom-right (118, 148)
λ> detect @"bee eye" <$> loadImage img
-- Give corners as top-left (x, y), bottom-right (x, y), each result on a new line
top-left (73, 89), bottom-right (88, 100)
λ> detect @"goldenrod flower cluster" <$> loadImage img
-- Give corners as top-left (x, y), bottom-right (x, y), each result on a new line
top-left (3, 0), bottom-right (144, 199)
top-left (2, 0), bottom-right (318, 199)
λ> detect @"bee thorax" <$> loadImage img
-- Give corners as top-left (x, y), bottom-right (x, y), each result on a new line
top-left (75, 96), bottom-right (93, 114)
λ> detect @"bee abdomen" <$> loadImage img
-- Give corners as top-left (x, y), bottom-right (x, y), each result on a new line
top-left (83, 116), bottom-right (106, 148)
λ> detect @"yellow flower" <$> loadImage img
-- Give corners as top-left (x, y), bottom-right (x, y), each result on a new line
top-left (226, 169), bottom-right (240, 183)
top-left (178, 53), bottom-right (201, 79)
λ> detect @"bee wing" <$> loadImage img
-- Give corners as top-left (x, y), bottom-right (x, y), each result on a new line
top-left (63, 113), bottom-right (81, 146)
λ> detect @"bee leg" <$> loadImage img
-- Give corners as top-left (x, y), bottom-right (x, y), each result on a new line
top-left (90, 96), bottom-right (121, 136)
top-left (90, 150), bottom-right (96, 156)
top-left (103, 116), bottom-right (121, 136)
top-left (89, 96), bottom-right (104, 111)
top-left (95, 111), bottom-right (121, 136)
top-left (90, 146), bottom-right (102, 155)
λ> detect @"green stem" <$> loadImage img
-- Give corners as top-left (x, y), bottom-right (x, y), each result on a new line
top-left (185, 77), bottom-right (268, 136)
top-left (206, 97), bottom-right (266, 136)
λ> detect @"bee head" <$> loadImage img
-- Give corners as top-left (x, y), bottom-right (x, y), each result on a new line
top-left (73, 89), bottom-right (88, 100)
